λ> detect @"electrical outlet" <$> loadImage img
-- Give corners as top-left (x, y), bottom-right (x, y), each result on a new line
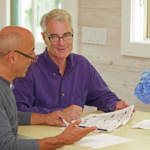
top-left (81, 27), bottom-right (107, 45)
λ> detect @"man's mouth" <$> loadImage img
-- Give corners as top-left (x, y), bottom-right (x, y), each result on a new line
top-left (57, 47), bottom-right (66, 51)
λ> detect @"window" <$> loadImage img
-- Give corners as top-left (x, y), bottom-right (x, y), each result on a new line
top-left (121, 0), bottom-right (150, 58)
top-left (10, 0), bottom-right (78, 54)
top-left (147, 0), bottom-right (150, 39)
top-left (0, 0), bottom-right (10, 29)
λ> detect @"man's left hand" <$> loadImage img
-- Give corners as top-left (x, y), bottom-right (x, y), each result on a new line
top-left (115, 100), bottom-right (129, 111)
top-left (31, 110), bottom-right (69, 127)
top-left (62, 105), bottom-right (83, 121)
top-left (44, 110), bottom-right (69, 126)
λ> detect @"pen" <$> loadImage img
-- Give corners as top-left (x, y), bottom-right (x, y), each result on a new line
top-left (62, 119), bottom-right (69, 126)
top-left (79, 125), bottom-right (108, 132)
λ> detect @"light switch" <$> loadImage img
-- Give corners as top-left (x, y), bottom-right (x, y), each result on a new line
top-left (81, 27), bottom-right (107, 45)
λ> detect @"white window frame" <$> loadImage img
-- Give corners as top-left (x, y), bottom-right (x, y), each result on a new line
top-left (0, 0), bottom-right (10, 29)
top-left (121, 0), bottom-right (150, 58)
top-left (0, 0), bottom-right (78, 54)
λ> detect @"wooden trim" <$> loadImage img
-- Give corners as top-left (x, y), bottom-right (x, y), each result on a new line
top-left (147, 0), bottom-right (150, 39)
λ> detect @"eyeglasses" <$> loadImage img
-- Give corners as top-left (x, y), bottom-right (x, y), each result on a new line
top-left (14, 50), bottom-right (36, 61)
top-left (46, 32), bottom-right (73, 43)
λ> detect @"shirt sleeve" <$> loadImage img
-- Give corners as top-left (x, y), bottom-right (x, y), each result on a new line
top-left (0, 107), bottom-right (39, 150)
top-left (86, 64), bottom-right (120, 112)
top-left (18, 111), bottom-right (31, 125)
top-left (12, 68), bottom-right (50, 114)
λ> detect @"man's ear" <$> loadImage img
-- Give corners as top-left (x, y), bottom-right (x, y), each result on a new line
top-left (7, 51), bottom-right (15, 64)
top-left (41, 32), bottom-right (50, 48)
top-left (41, 32), bottom-right (45, 40)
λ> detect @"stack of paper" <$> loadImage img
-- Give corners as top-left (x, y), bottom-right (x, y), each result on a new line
top-left (76, 134), bottom-right (133, 149)
top-left (80, 105), bottom-right (134, 131)
top-left (132, 120), bottom-right (150, 129)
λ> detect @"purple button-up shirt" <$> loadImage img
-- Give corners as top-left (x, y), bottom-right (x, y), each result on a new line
top-left (13, 50), bottom-right (120, 113)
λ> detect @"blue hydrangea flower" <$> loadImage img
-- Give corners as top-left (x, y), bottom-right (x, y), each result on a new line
top-left (134, 70), bottom-right (150, 104)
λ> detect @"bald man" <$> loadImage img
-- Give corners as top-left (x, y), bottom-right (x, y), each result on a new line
top-left (0, 26), bottom-right (96, 150)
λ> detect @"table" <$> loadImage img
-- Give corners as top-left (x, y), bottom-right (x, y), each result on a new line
top-left (18, 111), bottom-right (150, 150)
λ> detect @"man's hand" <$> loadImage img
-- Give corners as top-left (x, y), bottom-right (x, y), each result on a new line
top-left (115, 100), bottom-right (129, 111)
top-left (31, 110), bottom-right (69, 127)
top-left (38, 121), bottom-right (97, 150)
top-left (44, 110), bottom-right (70, 126)
top-left (62, 105), bottom-right (83, 121)
top-left (56, 120), bottom-right (97, 145)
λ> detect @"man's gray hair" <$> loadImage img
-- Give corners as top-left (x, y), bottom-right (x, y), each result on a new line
top-left (40, 9), bottom-right (73, 33)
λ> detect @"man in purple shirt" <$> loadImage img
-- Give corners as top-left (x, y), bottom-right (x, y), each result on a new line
top-left (13, 9), bottom-right (129, 120)
top-left (0, 25), bottom-right (96, 150)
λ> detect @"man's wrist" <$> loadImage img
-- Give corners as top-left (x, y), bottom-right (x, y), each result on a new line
top-left (31, 113), bottom-right (47, 125)
top-left (38, 135), bottom-right (66, 150)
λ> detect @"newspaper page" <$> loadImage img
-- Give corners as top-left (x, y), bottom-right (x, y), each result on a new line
top-left (80, 105), bottom-right (134, 132)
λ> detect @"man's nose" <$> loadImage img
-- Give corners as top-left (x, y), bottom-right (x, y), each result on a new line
top-left (58, 38), bottom-right (65, 45)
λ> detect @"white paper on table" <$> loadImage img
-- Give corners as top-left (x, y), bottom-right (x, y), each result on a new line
top-left (132, 120), bottom-right (150, 129)
top-left (80, 105), bottom-right (134, 131)
top-left (76, 134), bottom-right (133, 149)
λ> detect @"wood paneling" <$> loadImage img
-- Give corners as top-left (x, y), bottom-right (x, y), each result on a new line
top-left (79, 0), bottom-right (150, 112)
top-left (79, 8), bottom-right (121, 28)
top-left (80, 0), bottom-right (121, 9)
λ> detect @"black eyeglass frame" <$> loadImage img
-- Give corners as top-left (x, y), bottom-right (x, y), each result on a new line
top-left (14, 50), bottom-right (36, 61)
top-left (45, 32), bottom-right (74, 42)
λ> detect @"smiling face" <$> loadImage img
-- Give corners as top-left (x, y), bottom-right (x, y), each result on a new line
top-left (44, 19), bottom-right (73, 63)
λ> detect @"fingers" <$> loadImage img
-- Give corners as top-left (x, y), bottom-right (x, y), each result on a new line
top-left (115, 100), bottom-right (129, 110)
top-left (70, 120), bottom-right (81, 127)
top-left (67, 120), bottom-right (97, 133)
top-left (45, 110), bottom-right (69, 127)
top-left (59, 120), bottom-right (97, 145)
top-left (45, 110), bottom-right (80, 127)
top-left (56, 111), bottom-right (71, 126)
top-left (81, 126), bottom-right (97, 134)
top-left (62, 105), bottom-right (82, 121)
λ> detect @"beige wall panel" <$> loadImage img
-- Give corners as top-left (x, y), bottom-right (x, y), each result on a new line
top-left (79, 0), bottom-right (150, 112)
top-left (79, 8), bottom-right (121, 28)
top-left (79, 27), bottom-right (121, 48)
top-left (106, 27), bottom-right (121, 48)
top-left (80, 0), bottom-right (121, 9)
top-left (79, 45), bottom-right (150, 69)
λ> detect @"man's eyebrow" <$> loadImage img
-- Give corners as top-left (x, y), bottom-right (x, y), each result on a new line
top-left (49, 32), bottom-right (72, 35)
top-left (48, 33), bottom-right (57, 35)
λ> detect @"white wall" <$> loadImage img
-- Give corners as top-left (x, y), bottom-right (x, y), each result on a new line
top-left (79, 0), bottom-right (150, 112)
top-left (0, 0), bottom-right (10, 30)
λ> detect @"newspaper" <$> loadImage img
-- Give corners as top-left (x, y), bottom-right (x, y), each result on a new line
top-left (80, 105), bottom-right (134, 132)
top-left (132, 120), bottom-right (150, 129)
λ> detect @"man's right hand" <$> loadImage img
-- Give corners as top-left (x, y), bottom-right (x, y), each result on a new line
top-left (56, 120), bottom-right (97, 145)
top-left (38, 121), bottom-right (97, 150)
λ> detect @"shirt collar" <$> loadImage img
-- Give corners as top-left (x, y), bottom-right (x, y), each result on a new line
top-left (0, 76), bottom-right (10, 87)
top-left (37, 48), bottom-right (75, 74)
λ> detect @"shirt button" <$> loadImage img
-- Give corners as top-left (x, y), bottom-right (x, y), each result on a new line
top-left (62, 93), bottom-right (65, 96)
top-left (53, 73), bottom-right (56, 76)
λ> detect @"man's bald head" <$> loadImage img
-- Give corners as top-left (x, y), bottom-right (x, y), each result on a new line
top-left (0, 26), bottom-right (35, 81)
top-left (0, 26), bottom-right (34, 56)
